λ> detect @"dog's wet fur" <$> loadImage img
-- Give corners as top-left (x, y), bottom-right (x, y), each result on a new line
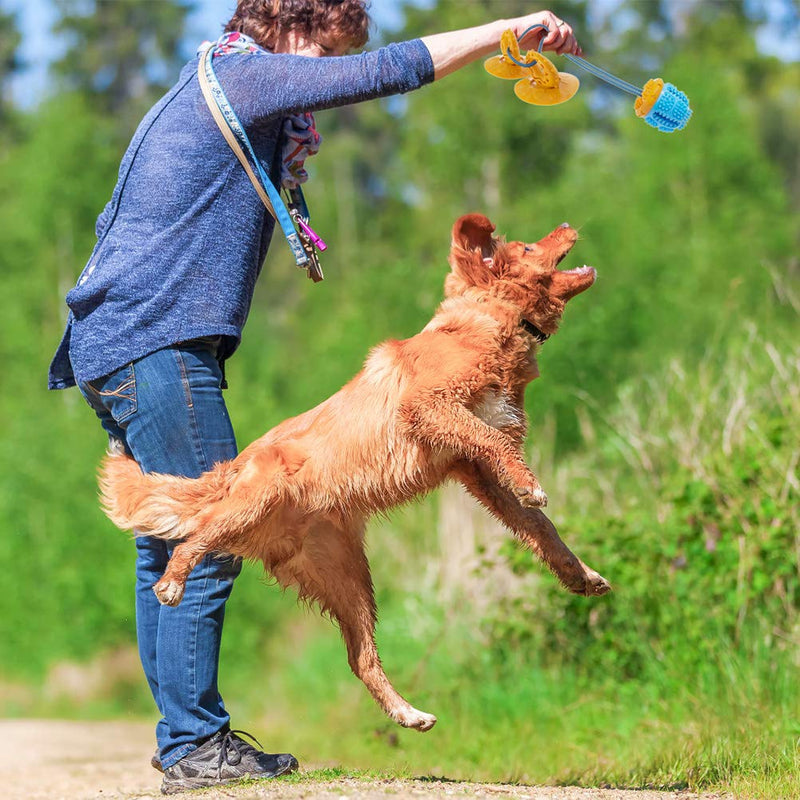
top-left (100, 213), bottom-right (611, 731)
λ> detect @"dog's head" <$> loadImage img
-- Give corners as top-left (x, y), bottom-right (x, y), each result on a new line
top-left (445, 213), bottom-right (596, 335)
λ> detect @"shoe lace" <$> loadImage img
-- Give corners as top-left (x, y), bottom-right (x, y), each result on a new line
top-left (217, 728), bottom-right (264, 776)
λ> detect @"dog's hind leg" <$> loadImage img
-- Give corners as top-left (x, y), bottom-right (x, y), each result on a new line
top-left (453, 462), bottom-right (611, 597)
top-left (150, 444), bottom-right (306, 606)
top-left (101, 439), bottom-right (304, 609)
top-left (152, 539), bottom-right (218, 606)
top-left (279, 519), bottom-right (437, 732)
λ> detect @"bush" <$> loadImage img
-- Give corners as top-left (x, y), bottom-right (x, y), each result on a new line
top-left (489, 332), bottom-right (799, 689)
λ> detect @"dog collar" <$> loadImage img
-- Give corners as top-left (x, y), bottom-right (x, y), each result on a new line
top-left (521, 318), bottom-right (550, 343)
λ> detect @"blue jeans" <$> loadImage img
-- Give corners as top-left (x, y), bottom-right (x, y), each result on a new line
top-left (78, 338), bottom-right (241, 768)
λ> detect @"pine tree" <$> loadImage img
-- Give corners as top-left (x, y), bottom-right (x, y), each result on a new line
top-left (51, 0), bottom-right (195, 132)
top-left (0, 10), bottom-right (21, 130)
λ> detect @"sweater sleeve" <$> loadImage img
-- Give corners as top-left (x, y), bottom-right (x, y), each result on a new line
top-left (211, 39), bottom-right (435, 125)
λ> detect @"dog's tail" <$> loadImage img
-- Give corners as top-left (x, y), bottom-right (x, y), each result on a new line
top-left (98, 438), bottom-right (232, 539)
top-left (99, 437), bottom-right (308, 541)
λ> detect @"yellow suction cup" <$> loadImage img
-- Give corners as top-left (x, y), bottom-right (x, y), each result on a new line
top-left (484, 28), bottom-right (535, 79)
top-left (513, 51), bottom-right (580, 106)
top-left (484, 55), bottom-right (529, 80)
top-left (515, 71), bottom-right (580, 105)
top-left (634, 78), bottom-right (664, 118)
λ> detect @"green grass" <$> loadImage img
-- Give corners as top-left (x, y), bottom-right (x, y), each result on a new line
top-left (278, 767), bottom-right (402, 784)
top-left (205, 593), bottom-right (798, 797)
top-left (202, 767), bottom-right (401, 796)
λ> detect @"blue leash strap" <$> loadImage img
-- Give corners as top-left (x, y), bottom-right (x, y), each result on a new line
top-left (198, 44), bottom-right (311, 269)
top-left (563, 54), bottom-right (642, 96)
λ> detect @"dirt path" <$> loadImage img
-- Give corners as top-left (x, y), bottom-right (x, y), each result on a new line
top-left (2, 720), bottom-right (731, 800)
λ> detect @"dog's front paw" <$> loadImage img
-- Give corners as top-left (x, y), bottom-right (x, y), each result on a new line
top-left (154, 578), bottom-right (185, 606)
top-left (514, 484), bottom-right (548, 508)
top-left (394, 706), bottom-right (437, 732)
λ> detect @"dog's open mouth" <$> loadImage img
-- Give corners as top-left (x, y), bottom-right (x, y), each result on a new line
top-left (550, 263), bottom-right (597, 304)
top-left (558, 265), bottom-right (596, 277)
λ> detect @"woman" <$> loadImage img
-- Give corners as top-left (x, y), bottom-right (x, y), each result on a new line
top-left (48, 1), bottom-right (581, 793)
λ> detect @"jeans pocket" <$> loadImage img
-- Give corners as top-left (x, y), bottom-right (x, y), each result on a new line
top-left (86, 363), bottom-right (138, 424)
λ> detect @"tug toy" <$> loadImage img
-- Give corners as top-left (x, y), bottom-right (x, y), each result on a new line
top-left (484, 25), bottom-right (692, 132)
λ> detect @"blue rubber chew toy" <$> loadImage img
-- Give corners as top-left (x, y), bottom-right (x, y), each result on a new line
top-left (633, 79), bottom-right (692, 132)
top-left (485, 25), bottom-right (692, 133)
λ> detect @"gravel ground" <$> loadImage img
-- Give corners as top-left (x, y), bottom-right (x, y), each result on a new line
top-left (2, 719), bottom-right (732, 800)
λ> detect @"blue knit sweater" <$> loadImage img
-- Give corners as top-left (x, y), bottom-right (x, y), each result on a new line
top-left (48, 39), bottom-right (435, 390)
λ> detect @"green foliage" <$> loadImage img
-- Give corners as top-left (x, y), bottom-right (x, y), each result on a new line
top-left (491, 332), bottom-right (798, 692)
top-left (0, 90), bottom-right (128, 677)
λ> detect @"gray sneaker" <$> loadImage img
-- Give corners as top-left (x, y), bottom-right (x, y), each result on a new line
top-left (160, 728), bottom-right (298, 794)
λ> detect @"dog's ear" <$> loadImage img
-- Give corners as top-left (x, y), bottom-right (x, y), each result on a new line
top-left (446, 214), bottom-right (498, 296)
top-left (451, 213), bottom-right (496, 257)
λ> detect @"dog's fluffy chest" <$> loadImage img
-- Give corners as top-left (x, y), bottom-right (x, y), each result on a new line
top-left (472, 390), bottom-right (523, 430)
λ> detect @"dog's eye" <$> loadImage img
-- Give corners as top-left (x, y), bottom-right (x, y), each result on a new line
top-left (524, 246), bottom-right (534, 252)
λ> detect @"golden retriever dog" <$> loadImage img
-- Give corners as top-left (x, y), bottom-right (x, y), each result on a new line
top-left (100, 213), bottom-right (611, 732)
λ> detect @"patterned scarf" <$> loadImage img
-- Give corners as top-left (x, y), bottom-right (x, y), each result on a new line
top-left (198, 31), bottom-right (321, 190)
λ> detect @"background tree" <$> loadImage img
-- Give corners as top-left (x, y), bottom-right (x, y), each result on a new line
top-left (0, 9), bottom-right (21, 137)
top-left (52, 0), bottom-right (195, 134)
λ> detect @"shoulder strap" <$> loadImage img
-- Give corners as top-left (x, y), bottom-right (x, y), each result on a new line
top-left (197, 45), bottom-right (310, 268)
top-left (198, 51), bottom-right (277, 217)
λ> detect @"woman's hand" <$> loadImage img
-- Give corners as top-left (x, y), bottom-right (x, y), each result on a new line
top-left (421, 10), bottom-right (582, 81)
top-left (513, 11), bottom-right (582, 56)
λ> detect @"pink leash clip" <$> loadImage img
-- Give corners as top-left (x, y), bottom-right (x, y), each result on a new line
top-left (295, 216), bottom-right (327, 252)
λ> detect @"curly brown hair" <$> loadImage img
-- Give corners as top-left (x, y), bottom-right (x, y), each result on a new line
top-left (225, 0), bottom-right (371, 53)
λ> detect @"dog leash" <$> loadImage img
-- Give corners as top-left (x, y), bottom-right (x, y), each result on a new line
top-left (197, 43), bottom-right (326, 282)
